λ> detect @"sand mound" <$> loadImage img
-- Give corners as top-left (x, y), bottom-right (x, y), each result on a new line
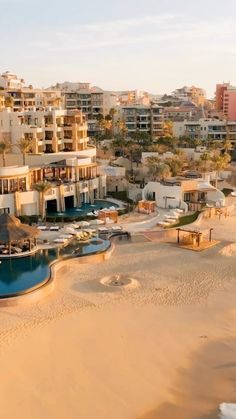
top-left (219, 243), bottom-right (236, 257)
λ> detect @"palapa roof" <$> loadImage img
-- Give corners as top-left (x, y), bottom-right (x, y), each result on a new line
top-left (0, 213), bottom-right (39, 243)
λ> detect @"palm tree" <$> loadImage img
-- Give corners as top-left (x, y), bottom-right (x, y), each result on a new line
top-left (164, 156), bottom-right (183, 176)
top-left (99, 118), bottom-right (113, 137)
top-left (154, 163), bottom-right (171, 181)
top-left (0, 138), bottom-right (12, 167)
top-left (109, 108), bottom-right (117, 137)
top-left (146, 157), bottom-right (171, 181)
top-left (16, 137), bottom-right (32, 165)
top-left (5, 96), bottom-right (14, 109)
top-left (211, 151), bottom-right (231, 189)
top-left (115, 119), bottom-right (128, 138)
top-left (33, 182), bottom-right (52, 220)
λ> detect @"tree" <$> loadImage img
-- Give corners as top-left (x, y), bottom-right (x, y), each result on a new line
top-left (5, 96), bottom-right (14, 108)
top-left (163, 120), bottom-right (173, 138)
top-left (115, 119), bottom-right (128, 138)
top-left (99, 118), bottom-right (113, 137)
top-left (109, 108), bottom-right (117, 138)
top-left (16, 137), bottom-right (33, 165)
top-left (153, 163), bottom-right (171, 181)
top-left (146, 157), bottom-right (171, 181)
top-left (33, 182), bottom-right (52, 220)
top-left (164, 156), bottom-right (183, 176)
top-left (0, 138), bottom-right (12, 167)
top-left (211, 150), bottom-right (231, 189)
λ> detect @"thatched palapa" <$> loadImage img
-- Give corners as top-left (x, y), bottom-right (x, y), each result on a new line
top-left (0, 213), bottom-right (39, 244)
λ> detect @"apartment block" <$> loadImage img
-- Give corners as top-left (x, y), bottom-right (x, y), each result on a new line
top-left (0, 108), bottom-right (89, 154)
top-left (215, 83), bottom-right (236, 121)
top-left (65, 87), bottom-right (117, 136)
top-left (121, 105), bottom-right (164, 139)
top-left (172, 86), bottom-right (206, 106)
top-left (173, 119), bottom-right (236, 142)
top-left (0, 71), bottom-right (24, 89)
top-left (163, 107), bottom-right (194, 121)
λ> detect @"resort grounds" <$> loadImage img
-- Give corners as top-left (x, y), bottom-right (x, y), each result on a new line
top-left (1, 207), bottom-right (236, 418)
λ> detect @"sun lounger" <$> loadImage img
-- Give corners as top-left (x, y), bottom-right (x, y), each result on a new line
top-left (157, 221), bottom-right (171, 227)
top-left (54, 238), bottom-right (68, 243)
top-left (50, 226), bottom-right (60, 231)
top-left (37, 225), bottom-right (47, 230)
top-left (98, 227), bottom-right (109, 232)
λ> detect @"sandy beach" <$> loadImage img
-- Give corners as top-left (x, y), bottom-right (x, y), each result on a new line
top-left (1, 212), bottom-right (236, 418)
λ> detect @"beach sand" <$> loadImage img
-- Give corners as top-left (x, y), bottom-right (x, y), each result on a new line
top-left (1, 214), bottom-right (236, 418)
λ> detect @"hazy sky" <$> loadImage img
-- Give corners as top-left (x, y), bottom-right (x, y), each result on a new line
top-left (1, 0), bottom-right (236, 97)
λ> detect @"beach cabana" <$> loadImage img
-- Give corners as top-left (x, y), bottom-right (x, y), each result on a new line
top-left (138, 200), bottom-right (156, 214)
top-left (0, 213), bottom-right (39, 256)
top-left (98, 210), bottom-right (118, 224)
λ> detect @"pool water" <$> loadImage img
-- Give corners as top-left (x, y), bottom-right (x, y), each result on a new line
top-left (0, 239), bottom-right (110, 298)
top-left (47, 200), bottom-right (118, 218)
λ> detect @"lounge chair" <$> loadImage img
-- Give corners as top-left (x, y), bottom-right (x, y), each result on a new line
top-left (50, 226), bottom-right (60, 231)
top-left (37, 225), bottom-right (47, 231)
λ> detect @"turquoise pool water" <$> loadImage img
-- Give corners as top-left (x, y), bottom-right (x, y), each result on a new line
top-left (0, 239), bottom-right (110, 298)
top-left (47, 200), bottom-right (118, 218)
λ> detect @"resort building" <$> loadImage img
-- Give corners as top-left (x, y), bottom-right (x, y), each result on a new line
top-left (0, 156), bottom-right (106, 216)
top-left (142, 177), bottom-right (225, 211)
top-left (173, 119), bottom-right (236, 143)
top-left (0, 108), bottom-right (89, 154)
top-left (121, 104), bottom-right (164, 140)
top-left (0, 106), bottom-right (107, 216)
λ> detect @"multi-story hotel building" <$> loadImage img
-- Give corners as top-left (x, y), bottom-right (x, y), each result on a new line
top-left (0, 108), bottom-right (107, 216)
top-left (121, 105), bottom-right (164, 139)
top-left (173, 119), bottom-right (236, 143)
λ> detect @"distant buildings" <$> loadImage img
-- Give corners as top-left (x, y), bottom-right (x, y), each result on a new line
top-left (215, 83), bottom-right (236, 121)
top-left (0, 108), bottom-right (89, 154)
top-left (173, 119), bottom-right (236, 142)
top-left (0, 71), bottom-right (62, 112)
top-left (120, 104), bottom-right (164, 140)
top-left (172, 86), bottom-right (206, 106)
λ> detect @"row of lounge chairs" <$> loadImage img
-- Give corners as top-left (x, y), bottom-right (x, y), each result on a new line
top-left (157, 209), bottom-right (184, 228)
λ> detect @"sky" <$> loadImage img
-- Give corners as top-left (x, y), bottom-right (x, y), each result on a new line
top-left (1, 0), bottom-right (236, 97)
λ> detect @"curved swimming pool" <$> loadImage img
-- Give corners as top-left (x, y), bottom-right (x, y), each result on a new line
top-left (0, 239), bottom-right (110, 298)
top-left (47, 199), bottom-right (119, 218)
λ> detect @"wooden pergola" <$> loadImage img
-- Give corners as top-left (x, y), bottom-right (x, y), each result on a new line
top-left (138, 200), bottom-right (156, 214)
top-left (0, 213), bottom-right (39, 256)
top-left (177, 226), bottom-right (214, 247)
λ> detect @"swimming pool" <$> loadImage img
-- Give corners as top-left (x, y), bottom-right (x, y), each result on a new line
top-left (47, 200), bottom-right (118, 218)
top-left (0, 239), bottom-right (110, 298)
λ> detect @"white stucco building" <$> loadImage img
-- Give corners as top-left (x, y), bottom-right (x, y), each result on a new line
top-left (142, 177), bottom-right (225, 210)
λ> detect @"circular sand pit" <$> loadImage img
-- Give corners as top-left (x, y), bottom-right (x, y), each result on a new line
top-left (100, 274), bottom-right (140, 290)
